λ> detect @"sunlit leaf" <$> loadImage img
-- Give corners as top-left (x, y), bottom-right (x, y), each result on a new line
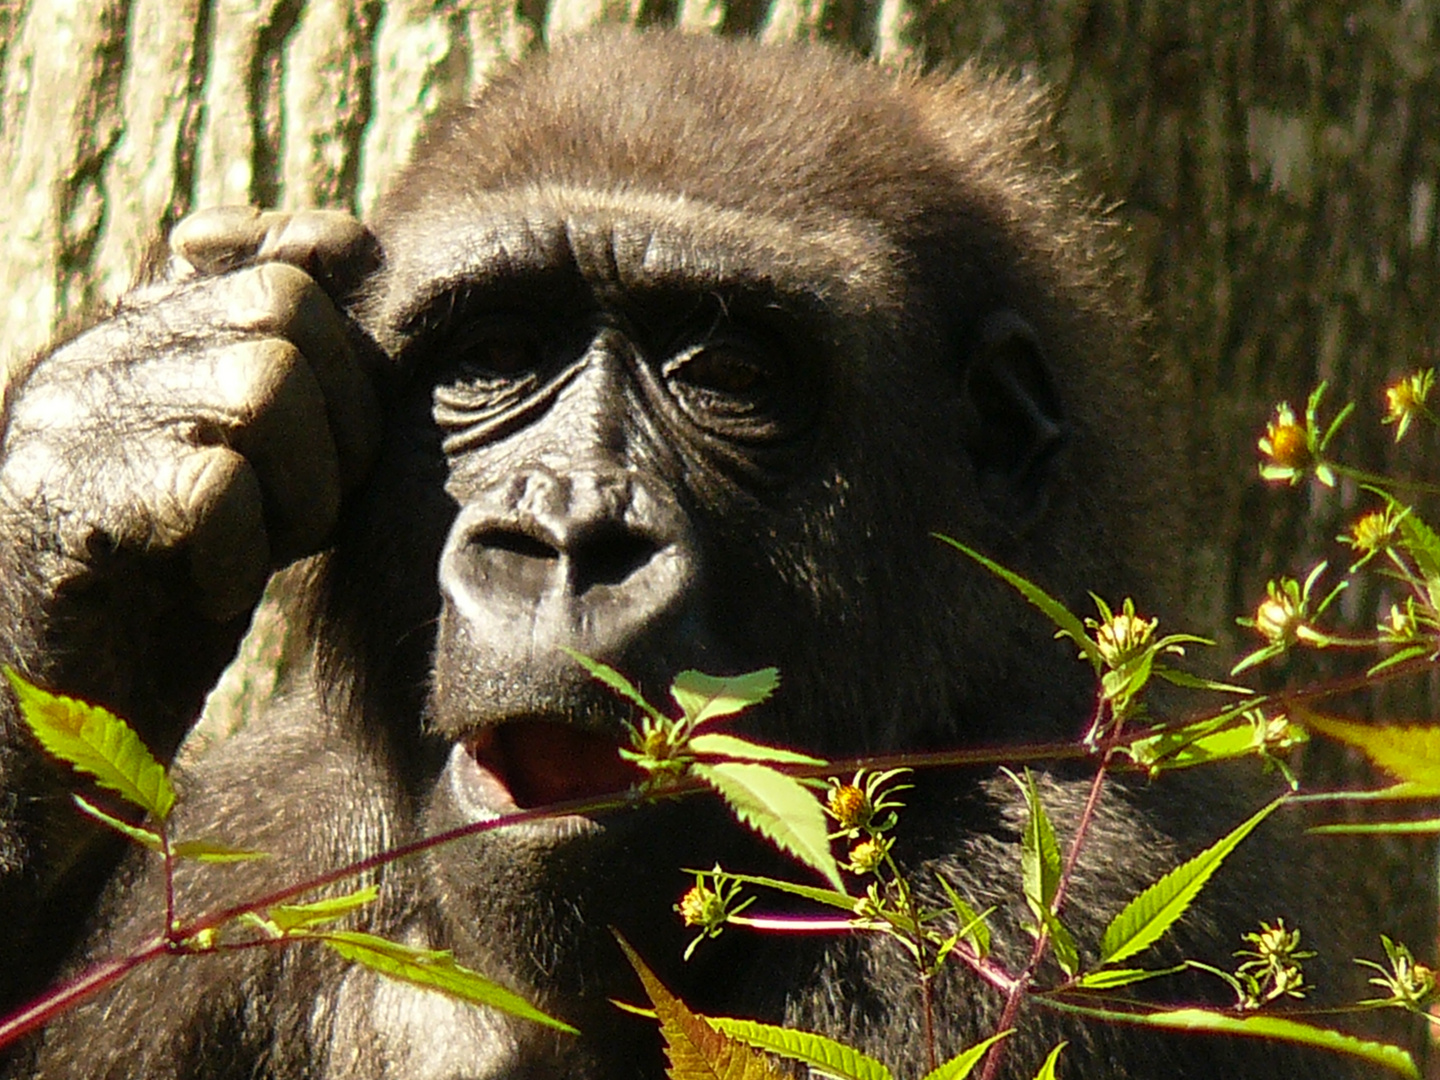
top-left (1397, 510), bottom-right (1440, 597)
top-left (72, 794), bottom-right (161, 851)
top-left (7, 669), bottom-right (174, 820)
top-left (1098, 798), bottom-right (1282, 966)
top-left (1042, 1002), bottom-right (1416, 1078)
top-left (934, 537), bottom-right (1102, 672)
top-left (672, 669), bottom-right (780, 728)
top-left (708, 1016), bottom-right (893, 1080)
top-left (688, 733), bottom-right (825, 766)
top-left (321, 931), bottom-right (577, 1033)
top-left (1070, 965), bottom-right (1185, 990)
top-left (1368, 644), bottom-right (1436, 678)
top-left (693, 762), bottom-right (842, 889)
top-left (1031, 1042), bottom-right (1066, 1080)
top-left (562, 649), bottom-right (666, 723)
top-left (917, 1031), bottom-right (1011, 1080)
top-left (267, 886), bottom-right (379, 932)
top-left (696, 870), bottom-right (854, 911)
top-left (616, 932), bottom-right (788, 1080)
top-left (1297, 710), bottom-right (1440, 793)
top-left (1310, 819), bottom-right (1440, 835)
top-left (935, 876), bottom-right (991, 958)
top-left (1041, 908), bottom-right (1080, 977)
top-left (169, 838), bottom-right (268, 863)
top-left (1012, 770), bottom-right (1061, 913)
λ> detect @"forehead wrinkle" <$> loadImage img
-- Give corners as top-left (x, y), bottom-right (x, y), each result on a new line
top-left (371, 184), bottom-right (905, 345)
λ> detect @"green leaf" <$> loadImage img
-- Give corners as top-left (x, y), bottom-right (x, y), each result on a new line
top-left (698, 870), bottom-right (855, 911)
top-left (320, 931), bottom-right (577, 1033)
top-left (267, 886), bottom-right (379, 932)
top-left (1309, 819), bottom-right (1440, 835)
top-left (1011, 769), bottom-right (1061, 914)
top-left (1042, 1002), bottom-right (1417, 1078)
top-left (934, 537), bottom-right (1102, 672)
top-left (1368, 644), bottom-right (1436, 678)
top-left (1071, 964), bottom-right (1186, 990)
top-left (672, 669), bottom-right (780, 728)
top-left (561, 649), bottom-right (666, 724)
top-left (1397, 510), bottom-right (1440, 595)
top-left (1152, 668), bottom-right (1253, 694)
top-left (7, 669), bottom-right (175, 821)
top-left (1041, 908), bottom-right (1080, 977)
top-left (1031, 1042), bottom-right (1066, 1080)
top-left (616, 932), bottom-right (788, 1080)
top-left (917, 1031), bottom-right (1011, 1080)
top-left (688, 733), bottom-right (825, 766)
top-left (72, 793), bottom-right (162, 851)
top-left (692, 762), bottom-right (842, 889)
top-left (708, 1017), bottom-right (893, 1080)
top-left (1297, 713), bottom-right (1440, 793)
top-left (169, 838), bottom-right (269, 863)
top-left (935, 876), bottom-right (991, 958)
top-left (1098, 799), bottom-right (1283, 966)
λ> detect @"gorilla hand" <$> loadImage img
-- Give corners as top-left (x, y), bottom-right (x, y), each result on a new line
top-left (0, 208), bottom-right (381, 723)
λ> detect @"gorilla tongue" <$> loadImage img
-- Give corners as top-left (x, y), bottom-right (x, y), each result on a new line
top-left (467, 721), bottom-right (643, 809)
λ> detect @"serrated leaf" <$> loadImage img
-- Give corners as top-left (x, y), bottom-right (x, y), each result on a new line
top-left (708, 1017), bottom-right (893, 1080)
top-left (1031, 1042), bottom-right (1066, 1080)
top-left (1042, 1002), bottom-right (1416, 1078)
top-left (1098, 799), bottom-right (1282, 966)
top-left (616, 933), bottom-right (788, 1080)
top-left (1011, 770), bottom-right (1061, 914)
top-left (688, 733), bottom-right (825, 766)
top-left (169, 838), bottom-right (269, 863)
top-left (6, 669), bottom-right (175, 821)
top-left (935, 537), bottom-right (1102, 672)
top-left (268, 886), bottom-right (378, 932)
top-left (1297, 712), bottom-right (1440, 793)
top-left (936, 876), bottom-right (991, 958)
top-left (72, 794), bottom-right (162, 851)
top-left (1040, 908), bottom-right (1079, 977)
top-left (320, 931), bottom-right (577, 1033)
top-left (1071, 964), bottom-right (1185, 990)
top-left (1398, 511), bottom-right (1440, 595)
top-left (672, 669), bottom-right (780, 728)
top-left (917, 1031), bottom-right (1011, 1080)
top-left (696, 870), bottom-right (855, 911)
top-left (561, 649), bottom-right (666, 724)
top-left (692, 762), bottom-right (842, 889)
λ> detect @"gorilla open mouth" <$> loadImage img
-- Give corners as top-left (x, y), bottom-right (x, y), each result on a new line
top-left (463, 720), bottom-right (645, 811)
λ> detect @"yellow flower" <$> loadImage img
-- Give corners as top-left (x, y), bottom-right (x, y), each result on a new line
top-left (827, 783), bottom-right (870, 830)
top-left (847, 839), bottom-right (885, 875)
top-left (1383, 369), bottom-right (1434, 442)
top-left (677, 884), bottom-right (725, 929)
top-left (1253, 595), bottom-right (1298, 645)
top-left (1094, 609), bottom-right (1158, 667)
top-left (1346, 511), bottom-right (1395, 555)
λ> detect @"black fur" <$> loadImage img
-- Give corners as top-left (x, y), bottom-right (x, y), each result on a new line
top-left (0, 32), bottom-right (1365, 1079)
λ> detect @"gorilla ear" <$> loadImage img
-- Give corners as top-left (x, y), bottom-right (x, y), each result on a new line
top-left (961, 310), bottom-right (1066, 522)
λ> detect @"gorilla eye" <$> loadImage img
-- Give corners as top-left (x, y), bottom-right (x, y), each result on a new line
top-left (670, 346), bottom-right (768, 398)
top-left (467, 336), bottom-right (542, 379)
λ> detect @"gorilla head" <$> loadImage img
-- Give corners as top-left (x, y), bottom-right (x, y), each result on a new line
top-left (2, 30), bottom-right (1353, 1080)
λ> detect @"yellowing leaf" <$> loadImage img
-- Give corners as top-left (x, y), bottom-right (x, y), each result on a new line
top-left (267, 886), bottom-right (378, 932)
top-left (707, 1017), bottom-right (893, 1080)
top-left (1297, 711), bottom-right (1440, 793)
top-left (72, 793), bottom-right (162, 851)
top-left (672, 669), bottom-right (780, 728)
top-left (1099, 799), bottom-right (1282, 966)
top-left (692, 762), bottom-right (842, 889)
top-left (616, 933), bottom-right (788, 1080)
top-left (169, 838), bottom-right (269, 863)
top-left (6, 669), bottom-right (174, 821)
top-left (320, 931), bottom-right (577, 1033)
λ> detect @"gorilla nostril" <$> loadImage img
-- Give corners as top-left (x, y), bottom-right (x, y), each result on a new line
top-left (472, 529), bottom-right (561, 562)
top-left (571, 528), bottom-right (661, 593)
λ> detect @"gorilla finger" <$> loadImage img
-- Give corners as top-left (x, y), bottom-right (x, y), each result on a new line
top-left (172, 207), bottom-right (379, 295)
top-left (167, 447), bottom-right (272, 622)
top-left (203, 337), bottom-right (343, 563)
top-left (221, 263), bottom-right (382, 491)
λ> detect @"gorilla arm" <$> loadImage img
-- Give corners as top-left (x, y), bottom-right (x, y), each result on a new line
top-left (0, 209), bottom-right (380, 1006)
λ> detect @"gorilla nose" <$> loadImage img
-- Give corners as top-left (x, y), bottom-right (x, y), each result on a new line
top-left (438, 467), bottom-right (697, 659)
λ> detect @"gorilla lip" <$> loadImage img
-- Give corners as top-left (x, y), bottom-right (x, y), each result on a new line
top-left (463, 720), bottom-right (645, 811)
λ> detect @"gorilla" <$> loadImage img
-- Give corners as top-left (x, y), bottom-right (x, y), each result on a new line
top-left (0, 30), bottom-right (1369, 1080)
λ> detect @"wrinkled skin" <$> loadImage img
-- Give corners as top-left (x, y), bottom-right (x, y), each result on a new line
top-left (0, 32), bottom-right (1373, 1080)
